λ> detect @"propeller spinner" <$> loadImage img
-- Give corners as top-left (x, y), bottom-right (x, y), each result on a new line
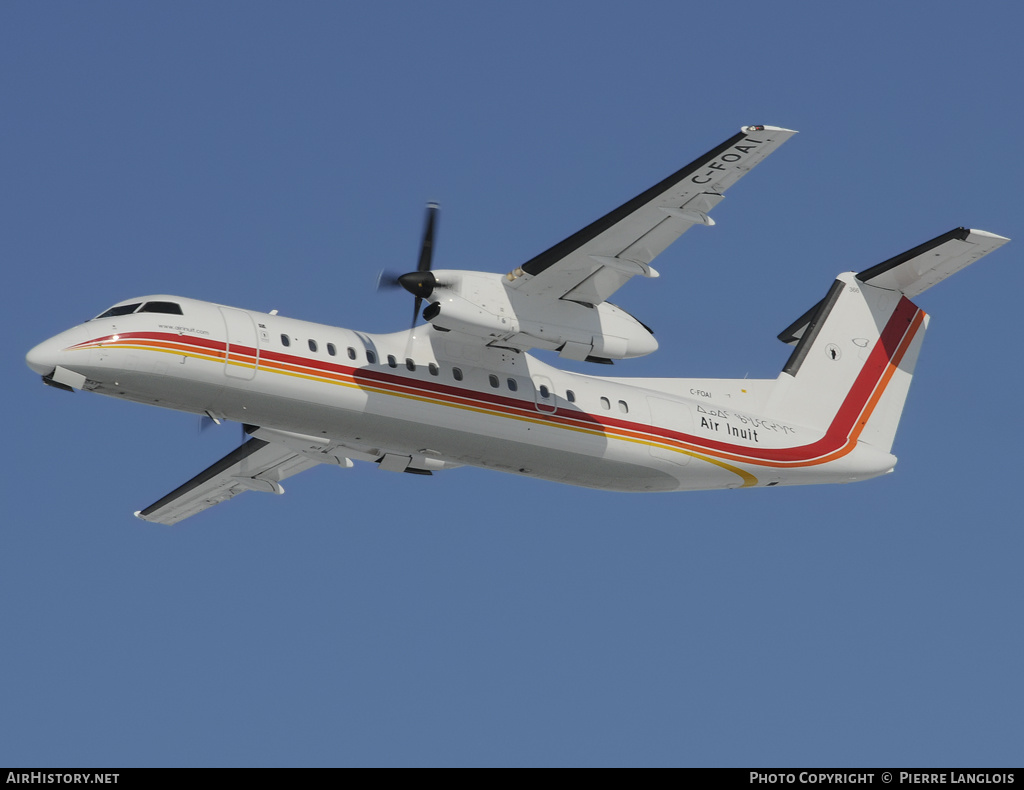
top-left (377, 203), bottom-right (440, 329)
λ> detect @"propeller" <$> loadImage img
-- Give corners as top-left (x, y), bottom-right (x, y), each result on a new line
top-left (377, 203), bottom-right (441, 329)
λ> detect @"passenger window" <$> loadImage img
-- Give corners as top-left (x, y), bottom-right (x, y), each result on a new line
top-left (281, 334), bottom-right (291, 347)
top-left (600, 396), bottom-right (611, 410)
top-left (139, 301), bottom-right (183, 315)
top-left (428, 363), bottom-right (439, 376)
top-left (539, 385), bottom-right (550, 399)
top-left (308, 339), bottom-right (318, 352)
top-left (566, 390), bottom-right (576, 403)
top-left (327, 343), bottom-right (337, 356)
top-left (347, 347), bottom-right (357, 360)
top-left (618, 400), bottom-right (629, 414)
top-left (406, 358), bottom-right (416, 372)
top-left (387, 355), bottom-right (397, 368)
top-left (452, 367), bottom-right (464, 381)
top-left (366, 350), bottom-right (377, 364)
top-left (507, 378), bottom-right (518, 392)
top-left (489, 374), bottom-right (499, 388)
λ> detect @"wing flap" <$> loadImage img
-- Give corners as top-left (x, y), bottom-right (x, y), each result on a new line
top-left (135, 437), bottom-right (321, 525)
top-left (562, 266), bottom-right (634, 305)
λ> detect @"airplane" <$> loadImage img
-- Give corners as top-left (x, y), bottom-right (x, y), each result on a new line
top-left (25, 125), bottom-right (1009, 525)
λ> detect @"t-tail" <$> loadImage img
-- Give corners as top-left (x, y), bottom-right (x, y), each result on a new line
top-left (765, 228), bottom-right (1008, 459)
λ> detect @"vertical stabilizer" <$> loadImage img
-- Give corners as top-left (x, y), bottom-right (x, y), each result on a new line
top-left (765, 227), bottom-right (1006, 456)
top-left (766, 273), bottom-right (927, 453)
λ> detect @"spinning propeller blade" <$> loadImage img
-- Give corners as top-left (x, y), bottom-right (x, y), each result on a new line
top-left (377, 203), bottom-right (440, 329)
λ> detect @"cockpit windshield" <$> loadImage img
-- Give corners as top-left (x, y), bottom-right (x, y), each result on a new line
top-left (95, 303), bottom-right (142, 319)
top-left (139, 301), bottom-right (183, 315)
top-left (94, 301), bottom-right (183, 320)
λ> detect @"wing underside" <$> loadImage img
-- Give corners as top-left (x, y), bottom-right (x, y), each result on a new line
top-left (505, 125), bottom-right (797, 305)
top-left (135, 436), bottom-right (321, 525)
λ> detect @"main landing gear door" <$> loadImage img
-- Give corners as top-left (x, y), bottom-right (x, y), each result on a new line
top-left (219, 307), bottom-right (260, 380)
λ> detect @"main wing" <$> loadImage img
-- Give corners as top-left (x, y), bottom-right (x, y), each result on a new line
top-left (505, 125), bottom-right (797, 305)
top-left (135, 432), bottom-right (346, 525)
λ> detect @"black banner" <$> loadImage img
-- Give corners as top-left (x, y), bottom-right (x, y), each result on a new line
top-left (2, 768), bottom-right (1022, 776)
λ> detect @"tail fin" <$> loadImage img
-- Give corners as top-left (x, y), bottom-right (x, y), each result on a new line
top-left (766, 228), bottom-right (1008, 453)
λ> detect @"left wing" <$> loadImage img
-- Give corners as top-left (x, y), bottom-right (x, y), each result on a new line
top-left (505, 125), bottom-right (797, 305)
top-left (135, 434), bottom-right (341, 525)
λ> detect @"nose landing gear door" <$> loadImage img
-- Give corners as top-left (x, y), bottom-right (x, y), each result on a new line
top-left (219, 307), bottom-right (259, 380)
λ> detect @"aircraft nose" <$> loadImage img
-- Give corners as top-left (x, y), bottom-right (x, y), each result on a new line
top-left (26, 338), bottom-right (59, 375)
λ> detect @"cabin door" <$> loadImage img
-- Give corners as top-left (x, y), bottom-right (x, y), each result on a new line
top-left (219, 307), bottom-right (259, 380)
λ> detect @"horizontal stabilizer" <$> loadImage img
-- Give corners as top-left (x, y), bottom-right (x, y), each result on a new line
top-left (779, 227), bottom-right (1009, 345)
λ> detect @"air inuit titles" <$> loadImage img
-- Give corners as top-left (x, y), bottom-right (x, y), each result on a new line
top-left (749, 776), bottom-right (1014, 785)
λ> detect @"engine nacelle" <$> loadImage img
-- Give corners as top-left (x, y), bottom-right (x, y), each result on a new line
top-left (422, 293), bottom-right (519, 339)
top-left (423, 270), bottom-right (658, 360)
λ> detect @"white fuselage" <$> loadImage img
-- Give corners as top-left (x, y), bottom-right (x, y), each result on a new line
top-left (26, 294), bottom-right (899, 493)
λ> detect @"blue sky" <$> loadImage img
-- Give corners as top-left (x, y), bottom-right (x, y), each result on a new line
top-left (3, 1), bottom-right (1022, 767)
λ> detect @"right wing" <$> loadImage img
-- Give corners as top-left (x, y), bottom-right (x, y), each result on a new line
top-left (135, 434), bottom-right (337, 525)
top-left (505, 125), bottom-right (797, 306)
